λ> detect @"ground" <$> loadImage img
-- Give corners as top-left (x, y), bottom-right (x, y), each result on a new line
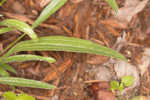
top-left (0, 0), bottom-right (150, 100)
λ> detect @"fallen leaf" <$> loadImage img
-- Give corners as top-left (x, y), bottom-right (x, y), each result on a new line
top-left (43, 59), bottom-right (72, 81)
top-left (113, 0), bottom-right (148, 24)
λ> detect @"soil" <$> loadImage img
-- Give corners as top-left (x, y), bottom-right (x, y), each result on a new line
top-left (0, 0), bottom-right (150, 100)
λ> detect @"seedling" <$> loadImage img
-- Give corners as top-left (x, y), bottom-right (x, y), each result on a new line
top-left (110, 75), bottom-right (134, 92)
top-left (3, 91), bottom-right (35, 100)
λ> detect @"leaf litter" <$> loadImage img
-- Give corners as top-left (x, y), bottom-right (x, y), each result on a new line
top-left (1, 0), bottom-right (150, 100)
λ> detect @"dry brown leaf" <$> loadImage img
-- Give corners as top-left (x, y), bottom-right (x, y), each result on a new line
top-left (113, 0), bottom-right (148, 24)
top-left (87, 55), bottom-right (109, 65)
top-left (43, 59), bottom-right (72, 81)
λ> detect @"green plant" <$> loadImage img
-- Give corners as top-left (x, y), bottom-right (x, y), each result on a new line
top-left (105, 0), bottom-right (118, 12)
top-left (0, 0), bottom-right (124, 90)
top-left (0, 0), bottom-right (6, 6)
top-left (3, 91), bottom-right (35, 100)
top-left (110, 75), bottom-right (134, 92)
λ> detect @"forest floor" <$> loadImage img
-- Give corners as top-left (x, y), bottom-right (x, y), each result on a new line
top-left (1, 0), bottom-right (150, 100)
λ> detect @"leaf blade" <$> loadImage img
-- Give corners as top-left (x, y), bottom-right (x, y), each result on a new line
top-left (0, 27), bottom-right (15, 35)
top-left (0, 77), bottom-right (56, 89)
top-left (6, 36), bottom-right (126, 61)
top-left (121, 75), bottom-right (134, 87)
top-left (105, 0), bottom-right (118, 12)
top-left (32, 0), bottom-right (67, 28)
top-left (0, 63), bottom-right (17, 74)
top-left (3, 92), bottom-right (17, 100)
top-left (2, 54), bottom-right (56, 63)
top-left (0, 67), bottom-right (9, 77)
top-left (0, 19), bottom-right (38, 40)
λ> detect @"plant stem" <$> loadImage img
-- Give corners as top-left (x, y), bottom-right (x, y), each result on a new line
top-left (0, 34), bottom-right (25, 57)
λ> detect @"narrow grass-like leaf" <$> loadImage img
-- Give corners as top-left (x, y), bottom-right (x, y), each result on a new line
top-left (105, 0), bottom-right (118, 12)
top-left (0, 77), bottom-right (56, 89)
top-left (32, 0), bottom-right (67, 28)
top-left (5, 36), bottom-right (126, 60)
top-left (0, 27), bottom-right (15, 35)
top-left (0, 63), bottom-right (17, 74)
top-left (0, 19), bottom-right (38, 40)
top-left (0, 67), bottom-right (9, 77)
top-left (2, 54), bottom-right (56, 63)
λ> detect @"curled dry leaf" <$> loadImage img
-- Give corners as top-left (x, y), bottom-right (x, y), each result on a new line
top-left (114, 61), bottom-right (140, 94)
top-left (138, 48), bottom-right (150, 76)
top-left (113, 0), bottom-right (148, 24)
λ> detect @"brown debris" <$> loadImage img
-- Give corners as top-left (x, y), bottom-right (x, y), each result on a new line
top-left (0, 43), bottom-right (3, 51)
top-left (1, 0), bottom-right (150, 99)
top-left (87, 55), bottom-right (109, 65)
top-left (89, 82), bottom-right (115, 100)
top-left (43, 59), bottom-right (72, 81)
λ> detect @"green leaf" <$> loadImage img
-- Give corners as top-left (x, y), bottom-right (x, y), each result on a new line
top-left (105, 0), bottom-right (118, 12)
top-left (3, 91), bottom-right (17, 100)
top-left (0, 63), bottom-right (17, 74)
top-left (0, 19), bottom-right (38, 40)
top-left (0, 0), bottom-right (6, 6)
top-left (16, 93), bottom-right (35, 100)
top-left (5, 36), bottom-right (126, 61)
top-left (3, 92), bottom-right (35, 100)
top-left (2, 54), bottom-right (56, 63)
top-left (118, 82), bottom-right (124, 92)
top-left (110, 80), bottom-right (120, 91)
top-left (32, 0), bottom-right (67, 28)
top-left (0, 27), bottom-right (15, 35)
top-left (0, 77), bottom-right (56, 89)
top-left (121, 75), bottom-right (134, 87)
top-left (0, 66), bottom-right (9, 77)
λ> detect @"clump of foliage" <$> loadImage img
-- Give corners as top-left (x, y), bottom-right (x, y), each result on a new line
top-left (110, 75), bottom-right (134, 92)
top-left (0, 0), bottom-right (122, 92)
top-left (3, 91), bottom-right (35, 100)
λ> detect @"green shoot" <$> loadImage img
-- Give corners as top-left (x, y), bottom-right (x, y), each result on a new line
top-left (3, 91), bottom-right (35, 100)
top-left (110, 75), bottom-right (134, 92)
top-left (105, 0), bottom-right (118, 12)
